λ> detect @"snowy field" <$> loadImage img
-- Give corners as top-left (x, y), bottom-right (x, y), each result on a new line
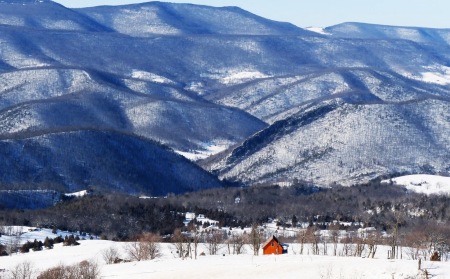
top-left (1, 236), bottom-right (449, 279)
top-left (384, 174), bottom-right (450, 196)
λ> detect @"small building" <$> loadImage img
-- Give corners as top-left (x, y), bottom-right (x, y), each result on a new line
top-left (185, 212), bottom-right (196, 221)
top-left (262, 235), bottom-right (288, 255)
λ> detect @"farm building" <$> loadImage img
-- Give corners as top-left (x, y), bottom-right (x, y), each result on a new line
top-left (262, 235), bottom-right (288, 255)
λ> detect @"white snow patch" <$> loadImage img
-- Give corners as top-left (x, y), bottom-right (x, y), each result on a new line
top-left (175, 141), bottom-right (231, 161)
top-left (203, 70), bottom-right (271, 85)
top-left (184, 81), bottom-right (206, 95)
top-left (401, 65), bottom-right (450, 85)
top-left (130, 70), bottom-right (175, 84)
top-left (384, 174), bottom-right (450, 196)
top-left (305, 27), bottom-right (330, 35)
top-left (221, 71), bottom-right (270, 84)
top-left (421, 70), bottom-right (450, 85)
top-left (65, 190), bottom-right (88, 197)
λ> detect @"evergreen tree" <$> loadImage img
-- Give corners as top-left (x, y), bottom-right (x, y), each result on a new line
top-left (44, 237), bottom-right (54, 249)
top-left (292, 215), bottom-right (298, 227)
top-left (32, 239), bottom-right (43, 251)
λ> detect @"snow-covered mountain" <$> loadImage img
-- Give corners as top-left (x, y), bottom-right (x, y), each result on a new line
top-left (77, 1), bottom-right (311, 36)
top-left (204, 99), bottom-right (450, 186)
top-left (0, 1), bottom-right (449, 197)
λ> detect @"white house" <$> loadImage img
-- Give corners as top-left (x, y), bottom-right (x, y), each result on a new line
top-left (185, 212), bottom-right (196, 221)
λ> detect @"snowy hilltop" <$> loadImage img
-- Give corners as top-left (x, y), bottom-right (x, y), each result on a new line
top-left (386, 174), bottom-right (450, 196)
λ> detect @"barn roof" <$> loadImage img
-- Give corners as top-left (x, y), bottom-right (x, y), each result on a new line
top-left (262, 235), bottom-right (290, 250)
top-left (262, 235), bottom-right (281, 249)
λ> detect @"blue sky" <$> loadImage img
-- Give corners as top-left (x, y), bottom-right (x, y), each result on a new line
top-left (53, 0), bottom-right (450, 28)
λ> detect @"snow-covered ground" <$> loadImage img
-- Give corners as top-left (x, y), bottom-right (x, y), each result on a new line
top-left (420, 65), bottom-right (450, 85)
top-left (384, 174), bottom-right (450, 196)
top-left (0, 227), bottom-right (97, 247)
top-left (400, 65), bottom-right (450, 85)
top-left (203, 69), bottom-right (271, 85)
top-left (1, 238), bottom-right (449, 279)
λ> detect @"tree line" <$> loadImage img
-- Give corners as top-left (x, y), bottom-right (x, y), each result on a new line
top-left (0, 179), bottom-right (448, 243)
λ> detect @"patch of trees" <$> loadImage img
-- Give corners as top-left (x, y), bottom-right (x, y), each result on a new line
top-left (0, 180), bottom-right (448, 243)
top-left (20, 239), bottom-right (43, 253)
top-left (0, 194), bottom-right (192, 240)
top-left (167, 179), bottom-right (450, 232)
top-left (14, 235), bottom-right (78, 255)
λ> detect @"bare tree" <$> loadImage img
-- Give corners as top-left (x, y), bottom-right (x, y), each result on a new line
top-left (124, 241), bottom-right (146, 262)
top-left (204, 230), bottom-right (224, 255)
top-left (340, 236), bottom-right (354, 257)
top-left (101, 245), bottom-right (121, 264)
top-left (140, 233), bottom-right (161, 260)
top-left (172, 228), bottom-right (190, 259)
top-left (425, 223), bottom-right (450, 261)
top-left (5, 226), bottom-right (22, 255)
top-left (37, 263), bottom-right (67, 279)
top-left (322, 234), bottom-right (328, 256)
top-left (73, 260), bottom-right (100, 279)
top-left (354, 233), bottom-right (366, 257)
top-left (248, 224), bottom-right (262, 256)
top-left (329, 224), bottom-right (340, 257)
top-left (125, 233), bottom-right (161, 261)
top-left (404, 228), bottom-right (428, 260)
top-left (8, 261), bottom-right (35, 279)
top-left (297, 229), bottom-right (307, 255)
top-left (226, 232), bottom-right (232, 255)
top-left (305, 226), bottom-right (320, 255)
top-left (366, 232), bottom-right (380, 259)
top-left (190, 231), bottom-right (200, 260)
top-left (389, 214), bottom-right (402, 259)
top-left (37, 260), bottom-right (100, 279)
top-left (229, 233), bottom-right (246, 255)
top-left (187, 223), bottom-right (202, 259)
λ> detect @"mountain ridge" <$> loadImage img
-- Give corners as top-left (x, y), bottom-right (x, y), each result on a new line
top-left (0, 1), bottom-right (449, 200)
top-left (77, 1), bottom-right (313, 37)
top-left (326, 22), bottom-right (450, 45)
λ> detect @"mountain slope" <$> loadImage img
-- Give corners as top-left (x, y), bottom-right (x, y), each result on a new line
top-left (205, 99), bottom-right (450, 186)
top-left (0, 130), bottom-right (222, 195)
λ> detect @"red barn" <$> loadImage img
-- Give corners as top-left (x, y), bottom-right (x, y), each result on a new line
top-left (262, 235), bottom-right (288, 255)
